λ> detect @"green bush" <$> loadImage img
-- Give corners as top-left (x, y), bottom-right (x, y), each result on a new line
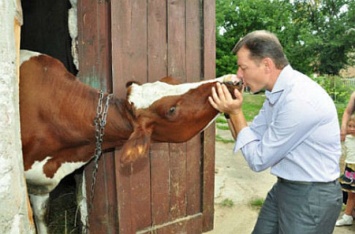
top-left (312, 75), bottom-right (352, 124)
top-left (312, 75), bottom-right (352, 104)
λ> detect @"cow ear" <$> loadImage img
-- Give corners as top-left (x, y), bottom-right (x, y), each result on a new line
top-left (120, 124), bottom-right (152, 166)
top-left (126, 80), bottom-right (141, 87)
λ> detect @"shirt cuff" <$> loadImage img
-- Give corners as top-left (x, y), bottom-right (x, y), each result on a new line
top-left (234, 127), bottom-right (258, 153)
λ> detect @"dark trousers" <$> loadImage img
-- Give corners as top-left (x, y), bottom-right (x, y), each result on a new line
top-left (252, 179), bottom-right (342, 234)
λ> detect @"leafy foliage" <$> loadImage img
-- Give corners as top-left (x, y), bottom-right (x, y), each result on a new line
top-left (216, 0), bottom-right (355, 77)
top-left (312, 75), bottom-right (353, 103)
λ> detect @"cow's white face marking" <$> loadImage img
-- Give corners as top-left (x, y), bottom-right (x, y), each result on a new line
top-left (128, 76), bottom-right (232, 109)
top-left (25, 156), bottom-right (86, 191)
top-left (20, 50), bottom-right (41, 65)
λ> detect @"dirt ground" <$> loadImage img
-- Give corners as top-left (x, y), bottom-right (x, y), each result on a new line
top-left (207, 128), bottom-right (355, 234)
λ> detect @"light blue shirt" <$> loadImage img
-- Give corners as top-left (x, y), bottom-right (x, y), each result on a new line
top-left (235, 65), bottom-right (341, 182)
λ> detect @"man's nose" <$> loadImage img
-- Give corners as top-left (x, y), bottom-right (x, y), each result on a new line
top-left (237, 68), bottom-right (243, 79)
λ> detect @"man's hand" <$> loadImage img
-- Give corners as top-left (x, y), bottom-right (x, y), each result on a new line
top-left (208, 82), bottom-right (243, 115)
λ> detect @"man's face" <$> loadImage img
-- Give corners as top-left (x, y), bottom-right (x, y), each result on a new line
top-left (236, 47), bottom-right (268, 93)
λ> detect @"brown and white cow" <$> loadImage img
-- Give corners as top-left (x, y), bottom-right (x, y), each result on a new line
top-left (19, 50), bottom-right (242, 233)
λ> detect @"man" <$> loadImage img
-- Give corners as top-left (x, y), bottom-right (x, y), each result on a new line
top-left (209, 30), bottom-right (342, 234)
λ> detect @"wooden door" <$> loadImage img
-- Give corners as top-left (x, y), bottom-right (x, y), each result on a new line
top-left (77, 0), bottom-right (216, 233)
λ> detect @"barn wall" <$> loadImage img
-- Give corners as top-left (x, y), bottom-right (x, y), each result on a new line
top-left (0, 0), bottom-right (35, 233)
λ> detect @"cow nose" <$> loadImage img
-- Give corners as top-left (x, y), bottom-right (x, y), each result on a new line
top-left (222, 74), bottom-right (243, 89)
top-left (221, 74), bottom-right (244, 98)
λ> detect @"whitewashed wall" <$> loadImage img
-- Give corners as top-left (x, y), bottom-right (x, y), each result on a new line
top-left (0, 0), bottom-right (35, 233)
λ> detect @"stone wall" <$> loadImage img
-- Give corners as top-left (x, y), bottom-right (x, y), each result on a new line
top-left (0, 0), bottom-right (35, 232)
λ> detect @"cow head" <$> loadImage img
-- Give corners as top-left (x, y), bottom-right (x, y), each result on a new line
top-left (119, 75), bottom-right (243, 165)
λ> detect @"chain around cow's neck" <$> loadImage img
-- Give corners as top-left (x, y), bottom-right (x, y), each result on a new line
top-left (86, 90), bottom-right (113, 229)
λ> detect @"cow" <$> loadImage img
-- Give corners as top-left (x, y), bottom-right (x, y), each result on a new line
top-left (19, 50), bottom-right (243, 233)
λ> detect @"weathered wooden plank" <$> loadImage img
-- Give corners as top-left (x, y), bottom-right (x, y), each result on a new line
top-left (167, 0), bottom-right (186, 81)
top-left (77, 0), bottom-right (111, 90)
top-left (127, 0), bottom-right (152, 230)
top-left (85, 152), bottom-right (119, 233)
top-left (186, 0), bottom-right (203, 216)
top-left (111, 0), bottom-right (133, 98)
top-left (169, 143), bottom-right (187, 220)
top-left (186, 213), bottom-right (203, 234)
top-left (111, 0), bottom-right (152, 232)
top-left (111, 0), bottom-right (137, 232)
top-left (186, 135), bottom-right (202, 216)
top-left (185, 0), bottom-right (202, 83)
top-left (146, 0), bottom-right (171, 228)
top-left (131, 157), bottom-right (152, 230)
top-left (167, 0), bottom-right (187, 221)
top-left (202, 0), bottom-right (216, 232)
top-left (147, 0), bottom-right (168, 82)
top-left (77, 0), bottom-right (117, 233)
top-left (115, 163), bottom-right (134, 233)
top-left (137, 213), bottom-right (202, 234)
top-left (202, 125), bottom-right (215, 232)
top-left (150, 143), bottom-right (171, 225)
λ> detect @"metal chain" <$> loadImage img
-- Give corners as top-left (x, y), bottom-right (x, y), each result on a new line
top-left (84, 90), bottom-right (112, 232)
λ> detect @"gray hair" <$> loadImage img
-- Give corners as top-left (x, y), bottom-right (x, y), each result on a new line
top-left (232, 30), bottom-right (289, 69)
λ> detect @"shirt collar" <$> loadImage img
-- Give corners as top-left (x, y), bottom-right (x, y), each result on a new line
top-left (265, 65), bottom-right (292, 105)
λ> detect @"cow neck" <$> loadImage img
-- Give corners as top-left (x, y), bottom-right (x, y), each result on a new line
top-left (89, 90), bottom-right (113, 212)
top-left (93, 90), bottom-right (113, 160)
top-left (102, 96), bottom-right (135, 145)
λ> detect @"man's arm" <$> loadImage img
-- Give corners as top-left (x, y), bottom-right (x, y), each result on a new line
top-left (227, 111), bottom-right (247, 140)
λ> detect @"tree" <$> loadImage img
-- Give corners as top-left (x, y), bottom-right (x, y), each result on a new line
top-left (216, 0), bottom-right (296, 76)
top-left (294, 0), bottom-right (355, 75)
top-left (216, 0), bottom-right (355, 76)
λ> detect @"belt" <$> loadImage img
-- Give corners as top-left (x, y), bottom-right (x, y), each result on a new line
top-left (277, 177), bottom-right (337, 185)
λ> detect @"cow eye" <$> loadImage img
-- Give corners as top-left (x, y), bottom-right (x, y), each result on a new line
top-left (167, 106), bottom-right (176, 115)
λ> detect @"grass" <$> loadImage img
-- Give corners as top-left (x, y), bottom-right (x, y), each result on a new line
top-left (249, 197), bottom-right (264, 210)
top-left (242, 93), bottom-right (266, 122)
top-left (219, 198), bottom-right (235, 208)
top-left (215, 93), bottom-right (265, 143)
top-left (215, 92), bottom-right (266, 126)
top-left (215, 134), bottom-right (235, 143)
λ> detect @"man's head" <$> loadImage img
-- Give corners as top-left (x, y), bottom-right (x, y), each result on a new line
top-left (233, 30), bottom-right (289, 93)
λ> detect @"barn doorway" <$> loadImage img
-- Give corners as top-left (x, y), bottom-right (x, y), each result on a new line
top-left (20, 0), bottom-right (216, 233)
top-left (21, 0), bottom-right (78, 75)
top-left (20, 0), bottom-right (82, 233)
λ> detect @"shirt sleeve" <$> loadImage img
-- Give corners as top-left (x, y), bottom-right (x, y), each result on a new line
top-left (234, 100), bottom-right (269, 151)
top-left (235, 98), bottom-right (320, 172)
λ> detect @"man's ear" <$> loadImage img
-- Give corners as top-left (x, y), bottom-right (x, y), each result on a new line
top-left (263, 57), bottom-right (274, 73)
top-left (119, 122), bottom-right (153, 166)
